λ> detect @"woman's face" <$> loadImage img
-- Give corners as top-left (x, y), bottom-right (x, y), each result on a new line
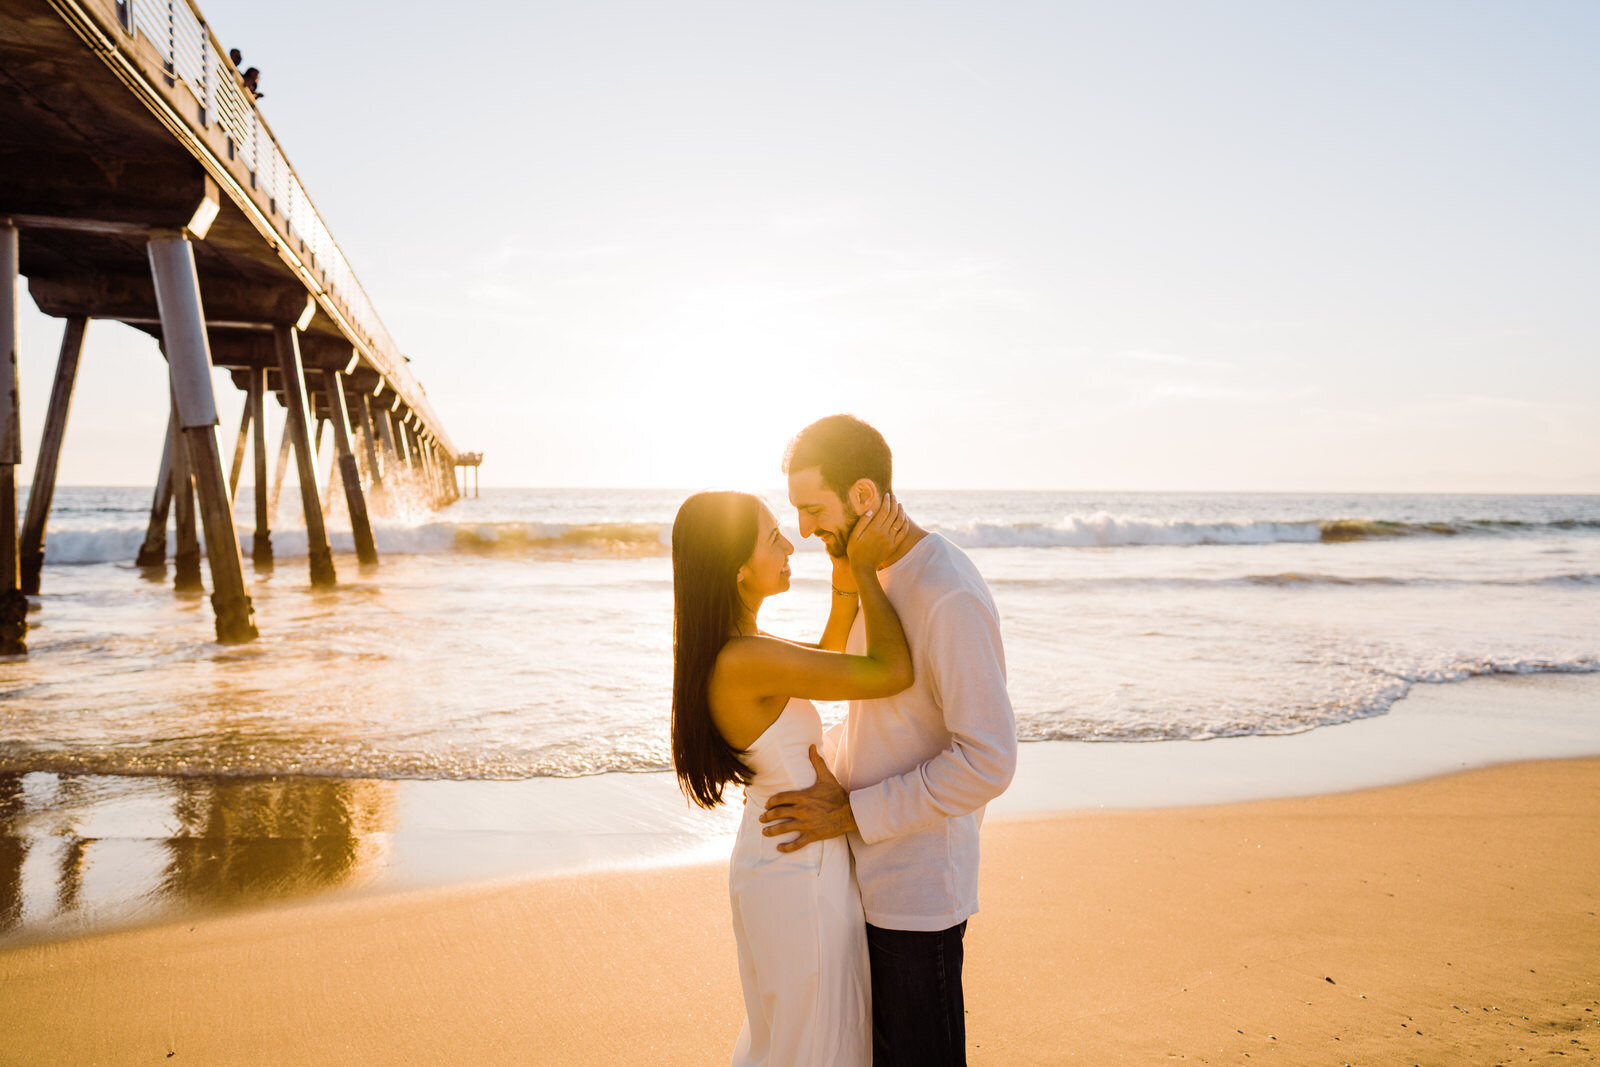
top-left (738, 505), bottom-right (794, 601)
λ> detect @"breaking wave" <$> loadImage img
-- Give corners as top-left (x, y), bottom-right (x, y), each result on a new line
top-left (33, 514), bottom-right (1600, 565)
top-left (39, 521), bottom-right (675, 564)
top-left (938, 514), bottom-right (1600, 549)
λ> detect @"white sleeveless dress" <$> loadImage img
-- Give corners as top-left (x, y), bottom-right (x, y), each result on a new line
top-left (728, 698), bottom-right (871, 1066)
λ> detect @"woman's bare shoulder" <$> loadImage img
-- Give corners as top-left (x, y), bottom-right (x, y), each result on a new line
top-left (709, 638), bottom-right (791, 747)
top-left (715, 634), bottom-right (799, 678)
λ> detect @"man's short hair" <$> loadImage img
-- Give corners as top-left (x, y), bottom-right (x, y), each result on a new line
top-left (783, 414), bottom-right (893, 500)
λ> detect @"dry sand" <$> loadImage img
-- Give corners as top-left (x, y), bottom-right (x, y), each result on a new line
top-left (3, 757), bottom-right (1597, 1065)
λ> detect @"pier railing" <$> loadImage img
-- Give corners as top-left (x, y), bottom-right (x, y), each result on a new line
top-left (78, 0), bottom-right (453, 454)
top-left (5, 0), bottom-right (467, 650)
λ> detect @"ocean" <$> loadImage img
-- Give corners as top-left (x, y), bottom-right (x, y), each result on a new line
top-left (2, 487), bottom-right (1598, 939)
top-left (5, 488), bottom-right (1598, 779)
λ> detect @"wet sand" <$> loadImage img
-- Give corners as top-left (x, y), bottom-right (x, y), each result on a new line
top-left (3, 755), bottom-right (1597, 1063)
top-left (5, 671), bottom-right (1598, 945)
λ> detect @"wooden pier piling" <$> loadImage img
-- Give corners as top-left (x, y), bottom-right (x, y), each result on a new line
top-left (429, 439), bottom-right (448, 504)
top-left (408, 424), bottom-right (438, 505)
top-left (1, 221), bottom-right (27, 654)
top-left (442, 441), bottom-right (459, 503)
top-left (406, 424), bottom-right (426, 498)
top-left (170, 410), bottom-right (202, 592)
top-left (373, 397), bottom-right (401, 478)
top-left (148, 232), bottom-right (257, 642)
top-left (226, 394), bottom-right (251, 505)
top-left (135, 414), bottom-right (175, 569)
top-left (317, 418), bottom-right (337, 521)
top-left (353, 388), bottom-right (384, 490)
top-left (185, 426), bottom-right (256, 638)
top-left (269, 418), bottom-right (292, 531)
top-left (0, 465), bottom-right (20, 656)
top-left (19, 316), bottom-right (86, 595)
top-left (321, 369), bottom-right (378, 567)
top-left (455, 453), bottom-right (483, 498)
top-left (438, 443), bottom-right (455, 504)
top-left (412, 427), bottom-right (435, 504)
top-left (272, 325), bottom-right (336, 588)
top-left (250, 368), bottom-right (272, 568)
top-left (390, 410), bottom-right (412, 474)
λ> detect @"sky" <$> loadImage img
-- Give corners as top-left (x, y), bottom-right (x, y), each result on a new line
top-left (14, 0), bottom-right (1600, 491)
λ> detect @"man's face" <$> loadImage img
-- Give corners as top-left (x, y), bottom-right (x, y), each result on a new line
top-left (787, 467), bottom-right (860, 559)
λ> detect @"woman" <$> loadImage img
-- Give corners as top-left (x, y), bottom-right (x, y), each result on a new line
top-left (671, 490), bottom-right (911, 1066)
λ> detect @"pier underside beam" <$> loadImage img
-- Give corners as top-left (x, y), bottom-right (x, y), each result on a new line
top-left (1, 221), bottom-right (25, 654)
top-left (250, 368), bottom-right (272, 568)
top-left (29, 273), bottom-right (316, 332)
top-left (148, 233), bottom-right (257, 643)
top-left (321, 370), bottom-right (377, 567)
top-left (19, 315), bottom-right (86, 595)
top-left (272, 326), bottom-right (336, 588)
top-left (135, 413), bottom-right (175, 568)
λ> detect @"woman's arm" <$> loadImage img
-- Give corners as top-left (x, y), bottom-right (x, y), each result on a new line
top-left (716, 500), bottom-right (911, 702)
top-left (818, 554), bottom-right (860, 652)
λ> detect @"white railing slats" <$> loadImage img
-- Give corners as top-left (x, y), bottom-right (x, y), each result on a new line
top-left (123, 0), bottom-right (427, 444)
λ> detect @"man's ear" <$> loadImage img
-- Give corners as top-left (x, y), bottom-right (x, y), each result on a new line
top-left (848, 479), bottom-right (881, 515)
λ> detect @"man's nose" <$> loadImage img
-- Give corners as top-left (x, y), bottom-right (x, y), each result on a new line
top-left (798, 514), bottom-right (815, 538)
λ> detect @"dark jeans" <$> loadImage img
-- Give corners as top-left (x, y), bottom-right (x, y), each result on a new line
top-left (866, 920), bottom-right (968, 1066)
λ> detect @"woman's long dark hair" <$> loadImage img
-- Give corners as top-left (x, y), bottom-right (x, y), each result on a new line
top-left (671, 491), bottom-right (760, 808)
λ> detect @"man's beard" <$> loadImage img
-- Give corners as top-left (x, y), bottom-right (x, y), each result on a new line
top-left (823, 500), bottom-right (861, 559)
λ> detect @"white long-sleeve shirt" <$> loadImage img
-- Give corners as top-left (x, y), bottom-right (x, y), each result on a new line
top-left (834, 533), bottom-right (1017, 931)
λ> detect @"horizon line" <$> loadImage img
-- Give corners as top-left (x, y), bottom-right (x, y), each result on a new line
top-left (33, 484), bottom-right (1600, 497)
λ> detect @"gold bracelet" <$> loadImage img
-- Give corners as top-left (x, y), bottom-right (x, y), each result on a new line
top-left (832, 586), bottom-right (859, 597)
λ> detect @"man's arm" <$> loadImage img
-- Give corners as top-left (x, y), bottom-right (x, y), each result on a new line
top-left (845, 589), bottom-right (1016, 844)
top-left (761, 746), bottom-right (857, 852)
top-left (762, 589), bottom-right (1016, 851)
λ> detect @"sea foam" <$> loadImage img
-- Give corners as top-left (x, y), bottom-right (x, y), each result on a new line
top-left (33, 512), bottom-right (1599, 564)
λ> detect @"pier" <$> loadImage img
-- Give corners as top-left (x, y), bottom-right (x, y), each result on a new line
top-left (1, 0), bottom-right (471, 651)
top-left (455, 452), bottom-right (483, 499)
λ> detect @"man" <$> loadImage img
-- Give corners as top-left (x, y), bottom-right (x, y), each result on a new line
top-left (761, 414), bottom-right (1017, 1066)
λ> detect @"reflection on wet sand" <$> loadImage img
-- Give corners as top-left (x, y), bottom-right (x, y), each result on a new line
top-left (1, 774), bottom-right (26, 933)
top-left (161, 777), bottom-right (396, 908)
top-left (1, 765), bottom-right (744, 945)
top-left (0, 772), bottom-right (396, 940)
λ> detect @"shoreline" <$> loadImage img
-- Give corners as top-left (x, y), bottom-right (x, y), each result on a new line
top-left (2, 755), bottom-right (1596, 1062)
top-left (3, 670), bottom-right (1598, 946)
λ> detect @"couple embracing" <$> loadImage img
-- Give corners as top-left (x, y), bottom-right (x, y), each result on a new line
top-left (671, 415), bottom-right (1018, 1066)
